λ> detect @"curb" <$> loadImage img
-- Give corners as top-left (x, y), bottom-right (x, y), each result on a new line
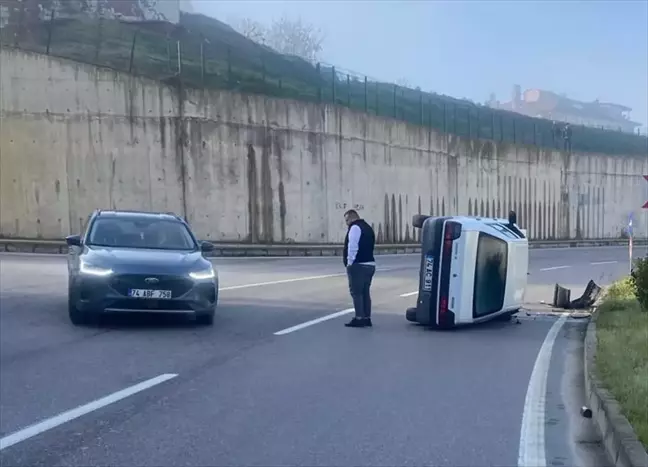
top-left (0, 238), bottom-right (645, 257)
top-left (584, 311), bottom-right (648, 467)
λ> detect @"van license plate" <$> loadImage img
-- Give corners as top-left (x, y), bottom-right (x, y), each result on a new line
top-left (423, 256), bottom-right (434, 291)
top-left (129, 289), bottom-right (172, 299)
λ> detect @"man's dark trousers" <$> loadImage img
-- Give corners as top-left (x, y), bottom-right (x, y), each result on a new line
top-left (347, 263), bottom-right (376, 319)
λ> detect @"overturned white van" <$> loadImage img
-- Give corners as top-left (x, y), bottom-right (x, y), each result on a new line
top-left (405, 211), bottom-right (528, 329)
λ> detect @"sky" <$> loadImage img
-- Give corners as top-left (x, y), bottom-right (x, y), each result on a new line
top-left (187, 0), bottom-right (648, 131)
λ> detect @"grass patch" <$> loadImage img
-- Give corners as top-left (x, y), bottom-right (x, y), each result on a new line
top-left (595, 279), bottom-right (648, 449)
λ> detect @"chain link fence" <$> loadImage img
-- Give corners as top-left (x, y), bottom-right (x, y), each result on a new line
top-left (1, 7), bottom-right (646, 156)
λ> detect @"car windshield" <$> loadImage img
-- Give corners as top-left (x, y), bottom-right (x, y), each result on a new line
top-left (86, 217), bottom-right (197, 251)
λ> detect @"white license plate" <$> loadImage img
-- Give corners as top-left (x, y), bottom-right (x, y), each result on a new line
top-left (128, 289), bottom-right (172, 299)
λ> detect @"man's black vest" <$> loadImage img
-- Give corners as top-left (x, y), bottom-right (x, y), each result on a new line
top-left (343, 219), bottom-right (375, 266)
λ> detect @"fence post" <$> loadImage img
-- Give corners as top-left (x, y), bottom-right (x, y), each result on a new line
top-left (442, 102), bottom-right (446, 133)
top-left (45, 7), bottom-right (55, 55)
top-left (200, 34), bottom-right (205, 86)
top-left (95, 16), bottom-right (104, 62)
top-left (453, 104), bottom-right (457, 134)
top-left (166, 36), bottom-right (172, 72)
top-left (129, 30), bottom-right (139, 74)
top-left (364, 76), bottom-right (368, 112)
top-left (316, 63), bottom-right (321, 102)
top-left (347, 74), bottom-right (351, 107)
top-left (491, 111), bottom-right (495, 140)
top-left (533, 122), bottom-right (537, 145)
top-left (375, 82), bottom-right (379, 115)
top-left (467, 107), bottom-right (471, 138)
top-left (392, 84), bottom-right (397, 117)
top-left (227, 46), bottom-right (232, 85)
top-left (331, 66), bottom-right (336, 103)
top-left (500, 115), bottom-right (504, 141)
top-left (512, 117), bottom-right (517, 143)
top-left (419, 91), bottom-right (423, 125)
top-left (176, 39), bottom-right (182, 76)
top-left (261, 52), bottom-right (266, 83)
top-left (14, 0), bottom-right (26, 47)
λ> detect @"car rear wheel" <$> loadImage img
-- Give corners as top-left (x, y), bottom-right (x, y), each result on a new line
top-left (195, 311), bottom-right (215, 326)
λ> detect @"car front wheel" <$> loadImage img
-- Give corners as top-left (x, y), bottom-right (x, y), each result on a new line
top-left (68, 288), bottom-right (93, 326)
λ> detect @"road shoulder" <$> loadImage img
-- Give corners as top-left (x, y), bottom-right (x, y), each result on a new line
top-left (584, 312), bottom-right (648, 467)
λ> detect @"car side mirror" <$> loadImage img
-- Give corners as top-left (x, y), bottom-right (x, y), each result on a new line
top-left (200, 241), bottom-right (214, 252)
top-left (65, 235), bottom-right (82, 247)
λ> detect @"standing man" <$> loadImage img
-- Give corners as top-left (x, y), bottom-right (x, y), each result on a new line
top-left (342, 209), bottom-right (376, 328)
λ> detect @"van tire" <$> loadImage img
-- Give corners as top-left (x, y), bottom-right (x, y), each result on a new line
top-left (405, 307), bottom-right (418, 323)
top-left (412, 215), bottom-right (430, 229)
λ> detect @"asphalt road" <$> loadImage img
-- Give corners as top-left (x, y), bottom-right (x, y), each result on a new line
top-left (0, 245), bottom-right (643, 467)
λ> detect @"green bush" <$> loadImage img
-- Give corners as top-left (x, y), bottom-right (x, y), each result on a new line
top-left (605, 275), bottom-right (637, 301)
top-left (631, 257), bottom-right (648, 311)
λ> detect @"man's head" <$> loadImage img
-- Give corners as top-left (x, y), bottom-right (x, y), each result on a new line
top-left (344, 209), bottom-right (360, 226)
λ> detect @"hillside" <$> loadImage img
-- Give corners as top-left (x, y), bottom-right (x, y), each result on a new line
top-left (1, 10), bottom-right (646, 156)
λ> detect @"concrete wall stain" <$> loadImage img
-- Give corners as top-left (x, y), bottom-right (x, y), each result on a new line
top-left (260, 129), bottom-right (274, 243)
top-left (246, 144), bottom-right (260, 242)
top-left (1, 48), bottom-right (647, 243)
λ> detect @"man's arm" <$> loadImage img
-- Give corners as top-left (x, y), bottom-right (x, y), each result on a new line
top-left (347, 224), bottom-right (361, 266)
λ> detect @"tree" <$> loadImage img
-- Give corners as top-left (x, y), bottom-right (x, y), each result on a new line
top-left (236, 17), bottom-right (268, 45)
top-left (237, 15), bottom-right (325, 62)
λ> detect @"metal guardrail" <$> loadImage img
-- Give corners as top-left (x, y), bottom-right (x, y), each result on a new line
top-left (0, 237), bottom-right (644, 257)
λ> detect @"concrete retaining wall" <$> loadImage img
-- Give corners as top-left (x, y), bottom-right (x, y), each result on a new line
top-left (2, 46), bottom-right (647, 243)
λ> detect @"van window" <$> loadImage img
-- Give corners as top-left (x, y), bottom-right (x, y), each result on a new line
top-left (473, 232), bottom-right (508, 317)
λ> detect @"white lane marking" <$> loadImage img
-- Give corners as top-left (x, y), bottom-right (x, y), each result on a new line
top-left (590, 260), bottom-right (617, 266)
top-left (517, 314), bottom-right (567, 467)
top-left (538, 265), bottom-right (570, 271)
top-left (0, 373), bottom-right (177, 451)
top-left (274, 308), bottom-right (354, 336)
top-left (219, 267), bottom-right (398, 292)
top-left (400, 291), bottom-right (418, 297)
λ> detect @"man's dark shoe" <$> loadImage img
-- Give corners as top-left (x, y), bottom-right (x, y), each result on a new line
top-left (344, 317), bottom-right (367, 328)
top-left (365, 318), bottom-right (372, 327)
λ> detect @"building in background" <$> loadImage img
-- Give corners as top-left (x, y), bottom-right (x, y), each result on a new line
top-left (488, 85), bottom-right (643, 134)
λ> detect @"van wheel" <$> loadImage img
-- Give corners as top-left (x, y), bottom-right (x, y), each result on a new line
top-left (405, 307), bottom-right (418, 323)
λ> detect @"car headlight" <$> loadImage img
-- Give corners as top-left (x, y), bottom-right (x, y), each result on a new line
top-left (80, 260), bottom-right (113, 277)
top-left (189, 267), bottom-right (216, 280)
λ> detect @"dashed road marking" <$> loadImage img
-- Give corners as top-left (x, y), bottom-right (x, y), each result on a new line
top-left (274, 308), bottom-right (354, 335)
top-left (538, 265), bottom-right (570, 271)
top-left (0, 373), bottom-right (178, 451)
top-left (399, 291), bottom-right (418, 297)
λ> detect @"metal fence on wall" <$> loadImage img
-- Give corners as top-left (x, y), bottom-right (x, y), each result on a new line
top-left (1, 9), bottom-right (646, 157)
